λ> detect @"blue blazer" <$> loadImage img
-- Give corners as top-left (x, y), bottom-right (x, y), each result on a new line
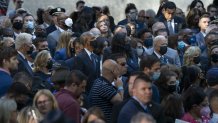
top-left (72, 49), bottom-right (100, 94)
top-left (118, 98), bottom-right (164, 123)
top-left (54, 48), bottom-right (68, 61)
top-left (47, 29), bottom-right (61, 57)
top-left (195, 32), bottom-right (206, 52)
top-left (13, 54), bottom-right (33, 77)
top-left (147, 47), bottom-right (181, 67)
top-left (46, 24), bottom-right (57, 35)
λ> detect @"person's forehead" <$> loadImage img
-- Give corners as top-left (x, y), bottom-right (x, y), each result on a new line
top-left (165, 8), bottom-right (175, 13)
top-left (117, 57), bottom-right (126, 62)
top-left (130, 9), bottom-right (137, 13)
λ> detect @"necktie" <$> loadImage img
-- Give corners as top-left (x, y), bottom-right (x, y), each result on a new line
top-left (167, 20), bottom-right (174, 35)
top-left (90, 53), bottom-right (96, 68)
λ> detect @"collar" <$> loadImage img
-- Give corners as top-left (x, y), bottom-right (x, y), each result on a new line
top-left (154, 50), bottom-right (161, 58)
top-left (212, 113), bottom-right (218, 119)
top-left (132, 96), bottom-right (147, 111)
top-left (84, 48), bottom-right (92, 58)
top-left (18, 51), bottom-right (26, 59)
top-left (201, 31), bottom-right (206, 37)
top-left (58, 26), bottom-right (65, 33)
top-left (0, 67), bottom-right (10, 75)
top-left (60, 88), bottom-right (77, 99)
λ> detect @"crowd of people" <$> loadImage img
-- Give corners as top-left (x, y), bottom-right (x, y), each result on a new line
top-left (1, 0), bottom-right (218, 123)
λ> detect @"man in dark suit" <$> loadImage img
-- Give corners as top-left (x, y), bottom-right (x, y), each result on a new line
top-left (72, 32), bottom-right (100, 94)
top-left (195, 14), bottom-right (210, 52)
top-left (46, 7), bottom-right (65, 35)
top-left (149, 35), bottom-right (174, 65)
top-left (157, 1), bottom-right (186, 35)
top-left (117, 74), bottom-right (165, 123)
top-left (47, 13), bottom-right (72, 57)
top-left (14, 33), bottom-right (34, 77)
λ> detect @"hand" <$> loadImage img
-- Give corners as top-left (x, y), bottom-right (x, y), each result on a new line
top-left (114, 77), bottom-right (123, 88)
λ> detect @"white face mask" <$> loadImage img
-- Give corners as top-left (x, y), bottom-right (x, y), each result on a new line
top-left (136, 48), bottom-right (144, 57)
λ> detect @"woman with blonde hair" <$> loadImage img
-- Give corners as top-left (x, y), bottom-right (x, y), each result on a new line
top-left (33, 50), bottom-right (53, 91)
top-left (0, 98), bottom-right (17, 123)
top-left (54, 31), bottom-right (73, 60)
top-left (33, 89), bottom-right (58, 116)
top-left (17, 106), bottom-right (42, 123)
top-left (183, 46), bottom-right (201, 66)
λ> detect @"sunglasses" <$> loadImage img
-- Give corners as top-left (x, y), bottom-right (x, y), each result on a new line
top-left (120, 62), bottom-right (127, 66)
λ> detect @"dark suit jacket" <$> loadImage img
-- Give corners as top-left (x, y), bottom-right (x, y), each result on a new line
top-left (46, 24), bottom-right (57, 35)
top-left (152, 52), bottom-right (174, 65)
top-left (117, 98), bottom-right (165, 123)
top-left (72, 49), bottom-right (100, 94)
top-left (15, 54), bottom-right (33, 77)
top-left (103, 47), bottom-right (139, 75)
top-left (158, 15), bottom-right (186, 34)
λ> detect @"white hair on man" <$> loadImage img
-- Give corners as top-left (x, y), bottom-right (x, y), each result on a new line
top-left (15, 33), bottom-right (32, 50)
top-left (152, 22), bottom-right (166, 35)
top-left (131, 112), bottom-right (156, 123)
top-left (153, 35), bottom-right (167, 47)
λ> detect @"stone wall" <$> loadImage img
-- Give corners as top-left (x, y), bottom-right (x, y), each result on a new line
top-left (8, 0), bottom-right (213, 23)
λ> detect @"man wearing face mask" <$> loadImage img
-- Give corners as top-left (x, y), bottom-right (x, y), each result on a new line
top-left (137, 28), bottom-right (153, 54)
top-left (151, 35), bottom-right (174, 65)
top-left (23, 14), bottom-right (36, 38)
top-left (210, 45), bottom-right (218, 67)
top-left (117, 3), bottom-right (145, 33)
top-left (11, 14), bottom-right (23, 39)
top-left (31, 37), bottom-right (49, 59)
top-left (72, 32), bottom-right (100, 96)
top-left (47, 13), bottom-right (73, 57)
top-left (13, 33), bottom-right (34, 77)
top-left (139, 55), bottom-right (161, 103)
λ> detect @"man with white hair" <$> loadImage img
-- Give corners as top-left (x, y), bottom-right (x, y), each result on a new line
top-left (14, 33), bottom-right (34, 76)
top-left (151, 35), bottom-right (174, 65)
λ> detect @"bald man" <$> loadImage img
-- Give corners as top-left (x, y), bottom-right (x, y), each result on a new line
top-left (89, 59), bottom-right (124, 123)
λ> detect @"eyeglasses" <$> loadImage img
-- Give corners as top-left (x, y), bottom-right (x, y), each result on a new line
top-left (119, 62), bottom-right (127, 66)
top-left (37, 100), bottom-right (51, 106)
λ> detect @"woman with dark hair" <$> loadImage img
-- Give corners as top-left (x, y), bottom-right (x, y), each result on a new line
top-left (101, 6), bottom-right (116, 32)
top-left (72, 7), bottom-right (95, 34)
top-left (161, 93), bottom-right (184, 123)
top-left (103, 32), bottom-right (139, 75)
top-left (189, 0), bottom-right (205, 14)
top-left (155, 70), bottom-right (178, 102)
top-left (182, 86), bottom-right (210, 123)
top-left (181, 65), bottom-right (206, 92)
top-left (36, 8), bottom-right (44, 25)
top-left (186, 8), bottom-right (201, 34)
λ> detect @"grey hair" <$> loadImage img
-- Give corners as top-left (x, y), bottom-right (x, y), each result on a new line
top-left (15, 33), bottom-right (32, 50)
top-left (206, 24), bottom-right (218, 34)
top-left (131, 112), bottom-right (156, 123)
top-left (152, 22), bottom-right (166, 35)
top-left (153, 35), bottom-right (167, 47)
top-left (0, 98), bottom-right (17, 123)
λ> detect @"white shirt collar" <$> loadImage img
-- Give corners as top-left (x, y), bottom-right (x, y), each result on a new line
top-left (18, 51), bottom-right (26, 59)
top-left (201, 31), bottom-right (206, 37)
top-left (84, 48), bottom-right (92, 59)
top-left (154, 50), bottom-right (161, 59)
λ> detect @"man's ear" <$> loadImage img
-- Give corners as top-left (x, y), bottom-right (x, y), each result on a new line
top-left (162, 8), bottom-right (165, 14)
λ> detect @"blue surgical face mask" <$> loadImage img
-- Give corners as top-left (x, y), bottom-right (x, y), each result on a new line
top-left (151, 71), bottom-right (160, 81)
top-left (25, 21), bottom-right (34, 29)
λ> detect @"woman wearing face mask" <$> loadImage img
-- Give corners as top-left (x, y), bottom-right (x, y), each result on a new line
top-left (183, 46), bottom-right (201, 66)
top-left (210, 45), bottom-right (218, 67)
top-left (182, 86), bottom-right (210, 123)
top-left (33, 50), bottom-right (53, 84)
top-left (154, 70), bottom-right (179, 103)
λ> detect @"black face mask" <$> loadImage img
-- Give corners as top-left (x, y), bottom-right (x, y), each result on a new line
top-left (39, 48), bottom-right (49, 52)
top-left (211, 54), bottom-right (218, 63)
top-left (193, 56), bottom-right (200, 64)
top-left (46, 59), bottom-right (53, 70)
top-left (27, 46), bottom-right (34, 55)
top-left (159, 46), bottom-right (167, 55)
top-left (90, 40), bottom-right (98, 49)
top-left (167, 84), bottom-right (177, 93)
top-left (13, 22), bottom-right (23, 30)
